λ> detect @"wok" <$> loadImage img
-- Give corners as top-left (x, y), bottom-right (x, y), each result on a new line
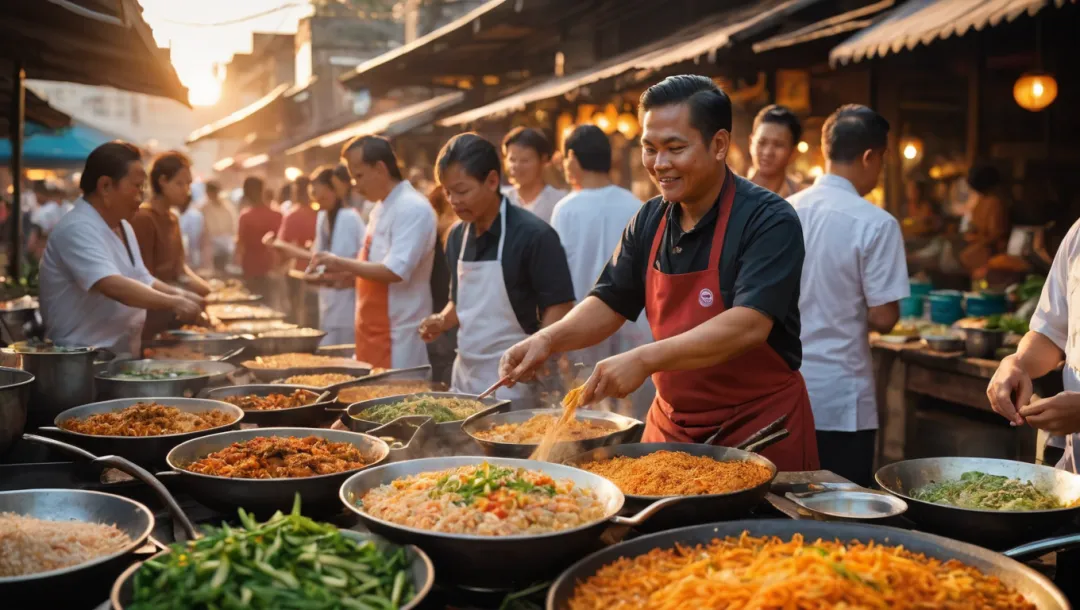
top-left (161, 426), bottom-right (390, 516)
top-left (326, 365), bottom-right (439, 400)
top-left (95, 358), bottom-right (239, 400)
top-left (876, 456), bottom-right (1080, 548)
top-left (110, 530), bottom-right (434, 610)
top-left (199, 384), bottom-right (337, 427)
top-left (0, 366), bottom-right (33, 455)
top-left (462, 406), bottom-right (644, 461)
top-left (143, 332), bottom-right (249, 360)
top-left (563, 441), bottom-right (778, 531)
top-left (247, 361), bottom-right (371, 383)
top-left (38, 397), bottom-right (243, 468)
top-left (247, 330), bottom-right (327, 356)
top-left (339, 456), bottom-right (680, 589)
top-left (546, 520), bottom-right (1073, 610)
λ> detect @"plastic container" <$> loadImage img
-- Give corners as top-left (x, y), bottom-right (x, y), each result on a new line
top-left (965, 292), bottom-right (1007, 317)
top-left (900, 296), bottom-right (924, 318)
top-left (909, 280), bottom-right (933, 297)
top-left (928, 290), bottom-right (964, 325)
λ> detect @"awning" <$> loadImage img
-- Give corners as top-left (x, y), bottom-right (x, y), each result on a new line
top-left (830, 0), bottom-right (1075, 65)
top-left (286, 92), bottom-right (465, 156)
top-left (0, 122), bottom-right (124, 168)
top-left (187, 81), bottom-right (313, 144)
top-left (1, 79), bottom-right (71, 132)
top-left (0, 0), bottom-right (188, 105)
top-left (438, 0), bottom-right (820, 126)
top-left (753, 0), bottom-right (895, 53)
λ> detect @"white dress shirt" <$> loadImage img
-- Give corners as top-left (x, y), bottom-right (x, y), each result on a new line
top-left (40, 199), bottom-right (156, 356)
top-left (789, 174), bottom-right (910, 432)
top-left (506, 184), bottom-right (567, 225)
top-left (314, 207), bottom-right (365, 342)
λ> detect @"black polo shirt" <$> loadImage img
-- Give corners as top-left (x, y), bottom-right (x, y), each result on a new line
top-left (446, 201), bottom-right (575, 334)
top-left (589, 173), bottom-right (804, 370)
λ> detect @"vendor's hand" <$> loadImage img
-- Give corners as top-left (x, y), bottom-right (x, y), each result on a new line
top-left (499, 331), bottom-right (553, 386)
top-left (580, 348), bottom-right (651, 404)
top-left (171, 296), bottom-right (202, 322)
top-left (261, 231), bottom-right (276, 246)
top-left (418, 314), bottom-right (446, 343)
top-left (1019, 392), bottom-right (1080, 436)
top-left (311, 251), bottom-right (342, 271)
top-left (176, 287), bottom-right (206, 307)
top-left (987, 354), bottom-right (1032, 426)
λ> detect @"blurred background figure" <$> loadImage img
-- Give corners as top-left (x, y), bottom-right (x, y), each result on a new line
top-left (201, 181), bottom-right (236, 272)
top-left (235, 176), bottom-right (284, 310)
top-left (748, 104), bottom-right (803, 199)
top-left (502, 127), bottom-right (566, 224)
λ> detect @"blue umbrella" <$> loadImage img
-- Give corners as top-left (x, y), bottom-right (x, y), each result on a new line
top-left (0, 123), bottom-right (120, 168)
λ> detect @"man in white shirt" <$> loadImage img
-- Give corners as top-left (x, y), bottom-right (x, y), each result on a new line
top-left (178, 193), bottom-right (207, 271)
top-left (551, 124), bottom-right (652, 417)
top-left (502, 127), bottom-right (567, 224)
top-left (40, 141), bottom-right (203, 356)
top-left (788, 105), bottom-right (909, 486)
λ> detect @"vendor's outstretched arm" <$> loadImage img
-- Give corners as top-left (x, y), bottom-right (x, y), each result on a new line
top-left (94, 275), bottom-right (186, 311)
top-left (326, 256), bottom-right (402, 283)
top-left (639, 305), bottom-right (772, 372)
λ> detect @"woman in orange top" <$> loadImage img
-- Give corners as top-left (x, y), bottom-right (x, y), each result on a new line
top-left (959, 164), bottom-right (1010, 273)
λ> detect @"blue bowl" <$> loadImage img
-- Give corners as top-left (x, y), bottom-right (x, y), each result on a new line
top-left (900, 296), bottom-right (924, 318)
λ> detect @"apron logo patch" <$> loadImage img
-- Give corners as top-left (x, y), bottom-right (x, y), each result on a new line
top-left (698, 288), bottom-right (714, 307)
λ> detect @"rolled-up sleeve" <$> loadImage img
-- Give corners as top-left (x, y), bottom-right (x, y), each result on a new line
top-left (382, 201), bottom-right (436, 282)
top-left (731, 207), bottom-right (804, 321)
top-left (588, 208), bottom-right (647, 322)
top-left (1030, 222), bottom-right (1079, 350)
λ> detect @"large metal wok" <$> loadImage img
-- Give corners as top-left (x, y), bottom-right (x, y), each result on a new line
top-left (326, 365), bottom-right (441, 400)
top-left (339, 456), bottom-right (680, 589)
top-left (37, 397), bottom-right (243, 468)
top-left (0, 366), bottom-right (33, 455)
top-left (143, 331), bottom-right (249, 361)
top-left (95, 358), bottom-right (240, 400)
top-left (563, 441), bottom-right (779, 531)
top-left (199, 384), bottom-right (337, 427)
top-left (160, 426), bottom-right (390, 516)
top-left (546, 520), bottom-right (1074, 610)
top-left (876, 456), bottom-right (1080, 548)
top-left (462, 406), bottom-right (644, 460)
top-left (247, 360), bottom-right (371, 383)
top-left (246, 329), bottom-right (327, 356)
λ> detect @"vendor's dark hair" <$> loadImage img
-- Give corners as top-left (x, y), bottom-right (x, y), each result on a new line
top-left (753, 104), bottom-right (802, 145)
top-left (332, 163), bottom-right (352, 185)
top-left (310, 166), bottom-right (335, 188)
top-left (436, 132), bottom-right (501, 184)
top-left (564, 125), bottom-right (612, 173)
top-left (292, 176), bottom-right (311, 203)
top-left (968, 164), bottom-right (1002, 195)
top-left (822, 104), bottom-right (889, 163)
top-left (342, 135), bottom-right (403, 181)
top-left (639, 75), bottom-right (732, 144)
top-left (502, 127), bottom-right (553, 159)
top-left (205, 180), bottom-right (221, 199)
top-left (80, 141), bottom-right (143, 194)
top-left (149, 151), bottom-right (191, 195)
top-left (242, 176), bottom-right (265, 206)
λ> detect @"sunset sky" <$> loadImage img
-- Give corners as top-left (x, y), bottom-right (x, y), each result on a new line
top-left (138, 0), bottom-right (313, 106)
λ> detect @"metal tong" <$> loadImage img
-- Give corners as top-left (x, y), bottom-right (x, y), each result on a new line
top-left (477, 376), bottom-right (511, 400)
top-left (704, 413), bottom-right (790, 454)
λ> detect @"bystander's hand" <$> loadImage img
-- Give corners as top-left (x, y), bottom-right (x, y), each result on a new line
top-left (311, 251), bottom-right (342, 271)
top-left (987, 354), bottom-right (1033, 426)
top-left (419, 314), bottom-right (446, 343)
top-left (1019, 392), bottom-right (1080, 437)
top-left (171, 295), bottom-right (202, 322)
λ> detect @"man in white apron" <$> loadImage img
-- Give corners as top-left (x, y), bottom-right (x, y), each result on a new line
top-left (987, 218), bottom-right (1080, 472)
top-left (419, 133), bottom-right (575, 404)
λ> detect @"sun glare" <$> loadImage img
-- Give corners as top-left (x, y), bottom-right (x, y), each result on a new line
top-left (186, 71), bottom-right (223, 107)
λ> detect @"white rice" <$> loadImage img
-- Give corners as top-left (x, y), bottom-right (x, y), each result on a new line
top-left (0, 512), bottom-right (132, 577)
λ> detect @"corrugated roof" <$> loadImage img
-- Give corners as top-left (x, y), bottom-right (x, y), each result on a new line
top-left (438, 0), bottom-right (819, 127)
top-left (186, 80), bottom-right (319, 144)
top-left (831, 0), bottom-right (1075, 65)
top-left (753, 0), bottom-right (895, 53)
top-left (286, 92), bottom-right (465, 156)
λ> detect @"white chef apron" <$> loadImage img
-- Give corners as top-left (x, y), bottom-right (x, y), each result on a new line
top-left (451, 199), bottom-right (533, 404)
top-left (318, 207), bottom-right (359, 347)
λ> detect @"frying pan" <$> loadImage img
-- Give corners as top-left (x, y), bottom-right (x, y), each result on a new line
top-left (198, 384), bottom-right (337, 427)
top-left (461, 406), bottom-right (644, 460)
top-left (247, 361), bottom-right (371, 383)
top-left (246, 329), bottom-right (327, 356)
top-left (546, 520), bottom-right (1074, 610)
top-left (95, 359), bottom-right (240, 400)
top-left (326, 365), bottom-right (442, 404)
top-left (338, 456), bottom-right (681, 589)
top-left (876, 456), bottom-right (1080, 548)
top-left (160, 426), bottom-right (390, 516)
top-left (37, 397), bottom-right (243, 468)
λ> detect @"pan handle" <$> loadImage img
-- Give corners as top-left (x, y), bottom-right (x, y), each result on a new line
top-left (610, 496), bottom-right (684, 527)
top-left (21, 434), bottom-right (200, 541)
top-left (743, 429), bottom-right (790, 454)
top-left (734, 414), bottom-right (789, 451)
top-left (1003, 533), bottom-right (1080, 561)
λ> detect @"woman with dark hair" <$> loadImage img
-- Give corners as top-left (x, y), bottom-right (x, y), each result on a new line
top-left (236, 175), bottom-right (283, 301)
top-left (748, 104), bottom-right (803, 199)
top-left (958, 164), bottom-right (1011, 273)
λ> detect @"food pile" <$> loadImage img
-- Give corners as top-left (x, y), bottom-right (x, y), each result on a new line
top-left (257, 328), bottom-right (324, 338)
top-left (0, 512), bottom-right (132, 577)
top-left (185, 436), bottom-right (370, 479)
top-left (205, 284), bottom-right (253, 303)
top-left (113, 367), bottom-right (205, 380)
top-left (567, 532), bottom-right (1036, 610)
top-left (360, 396), bottom-right (486, 424)
top-left (207, 304), bottom-right (283, 321)
top-left (337, 381), bottom-right (434, 404)
top-left (275, 373), bottom-right (360, 386)
top-left (59, 403), bottom-right (235, 436)
top-left (221, 390), bottom-right (315, 411)
top-left (244, 353), bottom-right (364, 369)
top-left (474, 414), bottom-right (611, 444)
top-left (578, 451), bottom-right (773, 496)
top-left (359, 462), bottom-right (606, 536)
top-left (128, 497), bottom-right (415, 609)
top-left (912, 471), bottom-right (1067, 511)
top-left (223, 320), bottom-right (298, 334)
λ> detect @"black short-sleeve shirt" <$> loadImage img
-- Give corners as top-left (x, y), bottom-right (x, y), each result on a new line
top-left (589, 172), bottom-right (804, 370)
top-left (446, 201), bottom-right (576, 334)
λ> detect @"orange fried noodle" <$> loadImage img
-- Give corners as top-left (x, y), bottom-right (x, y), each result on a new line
top-left (567, 533), bottom-right (1036, 610)
top-left (579, 451), bottom-right (772, 496)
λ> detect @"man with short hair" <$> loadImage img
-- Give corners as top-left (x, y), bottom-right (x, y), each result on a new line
top-left (419, 133), bottom-right (575, 403)
top-left (748, 104), bottom-right (804, 199)
top-left (788, 105), bottom-right (909, 486)
top-left (40, 141), bottom-right (203, 356)
top-left (499, 75), bottom-right (818, 470)
top-left (502, 127), bottom-right (566, 224)
top-left (312, 135), bottom-right (436, 369)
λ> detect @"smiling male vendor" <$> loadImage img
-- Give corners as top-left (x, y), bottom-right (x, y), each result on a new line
top-left (499, 75), bottom-right (818, 470)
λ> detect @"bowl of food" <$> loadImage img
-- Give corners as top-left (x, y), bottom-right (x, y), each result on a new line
top-left (462, 407), bottom-right (644, 460)
top-left (342, 393), bottom-right (507, 456)
top-left (200, 384), bottom-right (337, 427)
top-left (272, 372), bottom-right (365, 388)
top-left (95, 359), bottom-right (238, 400)
top-left (244, 353), bottom-right (370, 382)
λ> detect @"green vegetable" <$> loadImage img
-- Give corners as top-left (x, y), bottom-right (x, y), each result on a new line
top-left (428, 464), bottom-right (556, 506)
top-left (912, 471), bottom-right (1063, 511)
top-left (362, 397), bottom-right (486, 424)
top-left (130, 494), bottom-right (415, 609)
top-left (1017, 275), bottom-right (1046, 302)
top-left (983, 315), bottom-right (1029, 334)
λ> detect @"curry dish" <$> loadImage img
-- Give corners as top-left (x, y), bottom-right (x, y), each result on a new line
top-left (220, 389), bottom-right (315, 411)
top-left (243, 353), bottom-right (365, 369)
top-left (337, 381), bottom-right (434, 404)
top-left (60, 403), bottom-right (236, 437)
top-left (474, 414), bottom-right (611, 444)
top-left (184, 436), bottom-right (370, 479)
top-left (579, 451), bottom-right (773, 497)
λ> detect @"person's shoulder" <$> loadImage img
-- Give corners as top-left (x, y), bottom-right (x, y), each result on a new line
top-left (735, 176), bottom-right (799, 224)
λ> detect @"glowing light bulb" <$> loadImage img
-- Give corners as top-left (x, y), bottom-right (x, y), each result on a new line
top-left (797, 141), bottom-right (809, 153)
top-left (903, 144), bottom-right (918, 160)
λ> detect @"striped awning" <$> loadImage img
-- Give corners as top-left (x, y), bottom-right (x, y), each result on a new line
top-left (830, 0), bottom-right (1075, 65)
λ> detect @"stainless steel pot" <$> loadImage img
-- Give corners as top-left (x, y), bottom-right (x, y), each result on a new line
top-left (0, 366), bottom-right (34, 455)
top-left (95, 359), bottom-right (238, 400)
top-left (1, 344), bottom-right (114, 429)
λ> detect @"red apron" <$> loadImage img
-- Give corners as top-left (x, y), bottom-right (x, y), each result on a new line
top-left (354, 233), bottom-right (391, 369)
top-left (641, 175), bottom-right (819, 472)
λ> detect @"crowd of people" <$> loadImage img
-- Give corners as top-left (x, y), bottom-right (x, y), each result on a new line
top-left (22, 73), bottom-right (1080, 482)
